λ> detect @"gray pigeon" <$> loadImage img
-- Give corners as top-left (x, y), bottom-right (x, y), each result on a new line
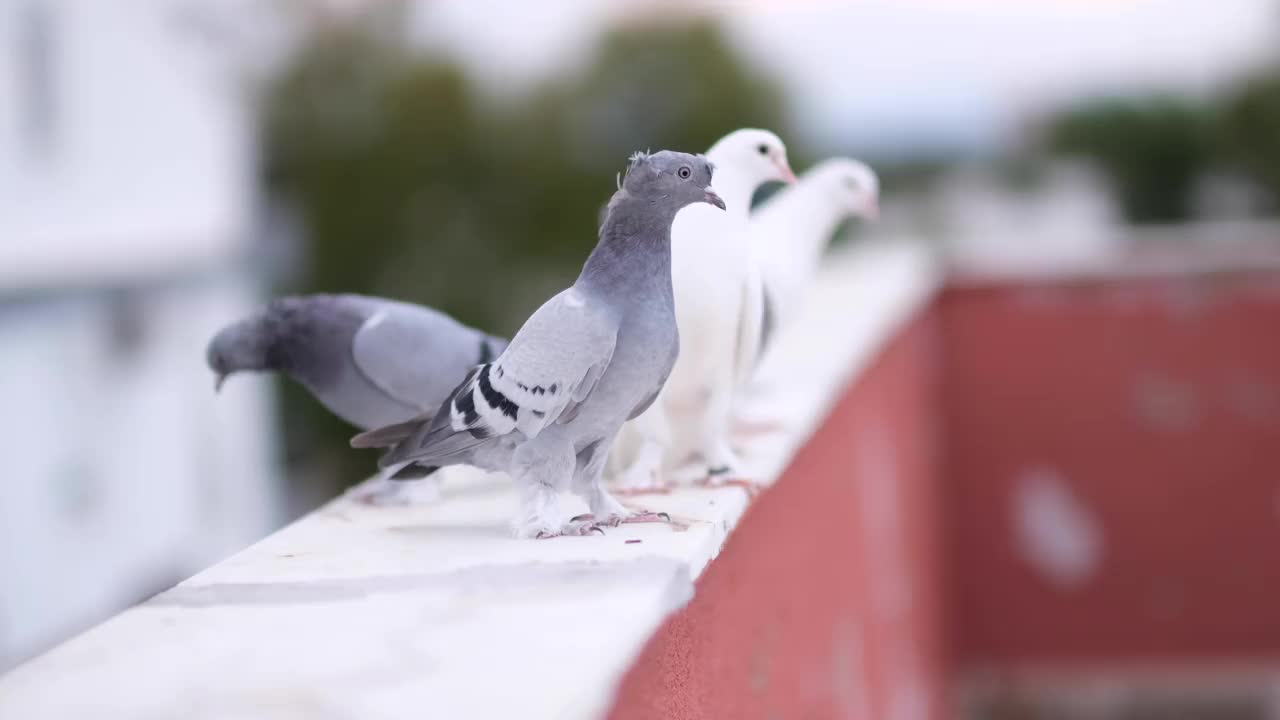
top-left (353, 150), bottom-right (725, 538)
top-left (207, 294), bottom-right (507, 483)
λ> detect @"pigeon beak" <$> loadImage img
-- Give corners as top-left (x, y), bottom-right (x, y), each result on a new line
top-left (703, 189), bottom-right (727, 211)
top-left (776, 158), bottom-right (797, 184)
top-left (214, 373), bottom-right (229, 393)
top-left (862, 198), bottom-right (880, 222)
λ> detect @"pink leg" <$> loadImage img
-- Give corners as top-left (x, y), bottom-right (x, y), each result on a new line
top-left (575, 510), bottom-right (675, 528)
top-left (696, 469), bottom-right (764, 499)
top-left (732, 419), bottom-right (788, 438)
top-left (616, 511), bottom-right (672, 525)
top-left (534, 514), bottom-right (606, 539)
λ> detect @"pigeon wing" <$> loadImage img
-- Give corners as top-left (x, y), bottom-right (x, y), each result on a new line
top-left (350, 302), bottom-right (493, 412)
top-left (732, 265), bottom-right (767, 387)
top-left (447, 288), bottom-right (617, 440)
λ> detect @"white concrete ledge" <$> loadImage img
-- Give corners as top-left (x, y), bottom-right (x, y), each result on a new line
top-left (0, 240), bottom-right (940, 719)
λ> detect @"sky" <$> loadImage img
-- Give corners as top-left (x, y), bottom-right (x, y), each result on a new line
top-left (412, 0), bottom-right (1280, 157)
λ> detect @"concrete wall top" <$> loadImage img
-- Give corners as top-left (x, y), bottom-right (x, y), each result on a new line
top-left (0, 240), bottom-right (940, 719)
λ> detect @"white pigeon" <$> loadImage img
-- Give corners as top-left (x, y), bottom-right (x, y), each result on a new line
top-left (750, 158), bottom-right (879, 340)
top-left (611, 129), bottom-right (796, 490)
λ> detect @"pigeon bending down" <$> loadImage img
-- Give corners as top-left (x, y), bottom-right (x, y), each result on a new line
top-left (352, 150), bottom-right (725, 538)
top-left (206, 294), bottom-right (507, 501)
top-left (610, 129), bottom-right (795, 491)
top-left (750, 158), bottom-right (879, 348)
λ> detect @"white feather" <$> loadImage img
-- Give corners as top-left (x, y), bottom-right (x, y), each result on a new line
top-left (611, 129), bottom-right (793, 484)
top-left (472, 385), bottom-right (517, 435)
top-left (750, 158), bottom-right (879, 330)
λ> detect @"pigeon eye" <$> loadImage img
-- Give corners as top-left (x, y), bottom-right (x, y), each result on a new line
top-left (677, 166), bottom-right (692, 179)
top-left (757, 144), bottom-right (769, 156)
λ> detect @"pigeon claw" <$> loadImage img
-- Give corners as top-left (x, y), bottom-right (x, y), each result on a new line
top-left (573, 514), bottom-right (608, 535)
top-left (613, 511), bottom-right (673, 525)
top-left (535, 515), bottom-right (608, 539)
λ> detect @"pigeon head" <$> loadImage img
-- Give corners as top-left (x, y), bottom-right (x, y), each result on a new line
top-left (706, 129), bottom-right (796, 188)
top-left (206, 318), bottom-right (276, 392)
top-left (809, 158), bottom-right (880, 221)
top-left (621, 150), bottom-right (725, 211)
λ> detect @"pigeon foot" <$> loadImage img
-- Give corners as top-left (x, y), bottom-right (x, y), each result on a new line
top-left (577, 510), bottom-right (673, 527)
top-left (533, 514), bottom-right (607, 539)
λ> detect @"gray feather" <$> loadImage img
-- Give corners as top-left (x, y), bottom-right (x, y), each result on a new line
top-left (353, 150), bottom-right (720, 536)
top-left (207, 294), bottom-right (507, 432)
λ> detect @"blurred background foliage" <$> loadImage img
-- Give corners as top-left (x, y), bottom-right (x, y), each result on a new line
top-left (261, 4), bottom-right (805, 491)
top-left (1220, 68), bottom-right (1280, 205)
top-left (260, 3), bottom-right (1280, 493)
top-left (1044, 96), bottom-right (1216, 223)
top-left (1040, 69), bottom-right (1280, 223)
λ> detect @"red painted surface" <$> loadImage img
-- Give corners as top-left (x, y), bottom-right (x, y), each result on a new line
top-left (608, 315), bottom-right (950, 720)
top-left (940, 274), bottom-right (1280, 663)
top-left (608, 268), bottom-right (1280, 719)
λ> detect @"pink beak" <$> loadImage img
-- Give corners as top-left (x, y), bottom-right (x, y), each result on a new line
top-left (863, 199), bottom-right (880, 222)
top-left (776, 158), bottom-right (797, 184)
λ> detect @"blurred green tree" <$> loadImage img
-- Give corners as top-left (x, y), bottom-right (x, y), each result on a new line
top-left (538, 20), bottom-right (797, 173)
top-left (503, 18), bottom-right (805, 282)
top-left (1044, 97), bottom-right (1215, 224)
top-left (1219, 68), bottom-right (1280, 209)
top-left (260, 6), bottom-right (505, 498)
top-left (259, 11), bottom-right (799, 501)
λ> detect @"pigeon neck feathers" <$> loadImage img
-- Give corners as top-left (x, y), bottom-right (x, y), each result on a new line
top-left (578, 189), bottom-right (676, 298)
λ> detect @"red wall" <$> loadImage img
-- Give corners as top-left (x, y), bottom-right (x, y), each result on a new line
top-left (939, 274), bottom-right (1280, 664)
top-left (608, 315), bottom-right (951, 720)
top-left (607, 269), bottom-right (1280, 720)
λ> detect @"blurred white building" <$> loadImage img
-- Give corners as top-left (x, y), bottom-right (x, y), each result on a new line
top-left (930, 161), bottom-right (1123, 268)
top-left (0, 0), bottom-right (281, 669)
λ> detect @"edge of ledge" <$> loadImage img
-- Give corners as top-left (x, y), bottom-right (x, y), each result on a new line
top-left (0, 240), bottom-right (942, 720)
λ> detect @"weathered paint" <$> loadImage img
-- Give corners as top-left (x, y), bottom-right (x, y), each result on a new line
top-left (940, 274), bottom-right (1280, 662)
top-left (1012, 467), bottom-right (1104, 590)
top-left (607, 315), bottom-right (949, 720)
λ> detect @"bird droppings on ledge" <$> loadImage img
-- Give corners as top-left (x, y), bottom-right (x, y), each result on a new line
top-left (625, 539), bottom-right (642, 545)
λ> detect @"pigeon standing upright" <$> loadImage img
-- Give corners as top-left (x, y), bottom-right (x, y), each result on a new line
top-left (750, 158), bottom-right (879, 344)
top-left (353, 150), bottom-right (725, 538)
top-left (206, 295), bottom-right (507, 501)
top-left (611, 129), bottom-right (796, 490)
